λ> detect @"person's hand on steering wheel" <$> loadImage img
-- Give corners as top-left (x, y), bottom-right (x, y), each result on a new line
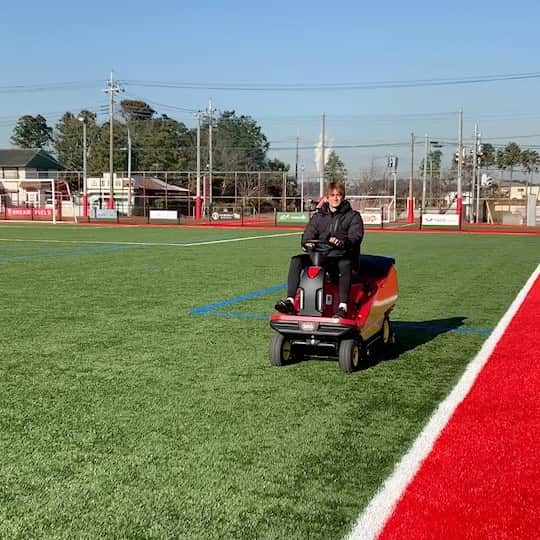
top-left (328, 236), bottom-right (345, 248)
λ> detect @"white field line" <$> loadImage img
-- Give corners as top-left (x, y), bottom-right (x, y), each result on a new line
top-left (0, 231), bottom-right (300, 248)
top-left (346, 262), bottom-right (540, 540)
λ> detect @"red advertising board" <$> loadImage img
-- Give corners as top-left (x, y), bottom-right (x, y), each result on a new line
top-left (4, 207), bottom-right (54, 218)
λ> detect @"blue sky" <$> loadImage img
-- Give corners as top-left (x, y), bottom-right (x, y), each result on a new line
top-left (2, 0), bottom-right (540, 177)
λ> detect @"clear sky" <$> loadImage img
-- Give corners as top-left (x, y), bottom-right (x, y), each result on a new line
top-left (2, 0), bottom-right (540, 178)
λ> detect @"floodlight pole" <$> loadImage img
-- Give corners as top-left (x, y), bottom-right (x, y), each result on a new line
top-left (407, 132), bottom-right (415, 223)
top-left (422, 134), bottom-right (428, 212)
top-left (78, 116), bottom-right (88, 218)
top-left (108, 72), bottom-right (115, 209)
top-left (471, 123), bottom-right (478, 223)
top-left (476, 132), bottom-right (482, 223)
top-left (300, 163), bottom-right (305, 212)
top-left (390, 156), bottom-right (398, 222)
top-left (195, 112), bottom-right (202, 219)
top-left (457, 109), bottom-right (463, 225)
top-left (52, 178), bottom-right (56, 224)
top-left (319, 112), bottom-right (326, 198)
top-left (208, 100), bottom-right (213, 209)
top-left (127, 125), bottom-right (132, 216)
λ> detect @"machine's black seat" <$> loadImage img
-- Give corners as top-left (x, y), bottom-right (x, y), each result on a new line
top-left (350, 255), bottom-right (395, 284)
top-left (356, 254), bottom-right (395, 279)
top-left (318, 254), bottom-right (395, 285)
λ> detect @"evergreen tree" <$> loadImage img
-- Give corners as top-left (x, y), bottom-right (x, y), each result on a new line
top-left (11, 114), bottom-right (53, 149)
top-left (324, 151), bottom-right (347, 182)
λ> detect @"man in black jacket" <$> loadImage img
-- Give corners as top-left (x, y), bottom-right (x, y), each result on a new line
top-left (275, 181), bottom-right (364, 318)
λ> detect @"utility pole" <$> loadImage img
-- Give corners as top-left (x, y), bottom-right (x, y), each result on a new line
top-left (457, 109), bottom-right (463, 225)
top-left (408, 132), bottom-right (415, 223)
top-left (320, 112), bottom-right (326, 197)
top-left (106, 71), bottom-right (122, 209)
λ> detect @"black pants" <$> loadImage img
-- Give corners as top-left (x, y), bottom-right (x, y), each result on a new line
top-left (287, 254), bottom-right (354, 304)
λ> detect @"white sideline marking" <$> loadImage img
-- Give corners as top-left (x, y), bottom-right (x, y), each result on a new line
top-left (182, 232), bottom-right (300, 246)
top-left (0, 232), bottom-right (300, 248)
top-left (346, 263), bottom-right (540, 540)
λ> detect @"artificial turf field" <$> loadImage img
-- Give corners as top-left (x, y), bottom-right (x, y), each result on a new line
top-left (1, 224), bottom-right (539, 540)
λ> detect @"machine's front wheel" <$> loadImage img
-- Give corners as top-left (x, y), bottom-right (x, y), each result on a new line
top-left (269, 332), bottom-right (293, 366)
top-left (338, 339), bottom-right (362, 373)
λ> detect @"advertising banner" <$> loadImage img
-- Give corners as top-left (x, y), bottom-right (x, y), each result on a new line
top-left (5, 207), bottom-right (53, 218)
top-left (91, 208), bottom-right (118, 219)
top-left (150, 210), bottom-right (178, 220)
top-left (360, 212), bottom-right (382, 225)
top-left (421, 213), bottom-right (460, 227)
top-left (276, 212), bottom-right (310, 225)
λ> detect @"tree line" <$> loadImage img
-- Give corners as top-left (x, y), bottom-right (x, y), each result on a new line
top-left (421, 142), bottom-right (539, 181)
top-left (10, 104), bottom-right (538, 199)
top-left (10, 101), bottom-right (290, 177)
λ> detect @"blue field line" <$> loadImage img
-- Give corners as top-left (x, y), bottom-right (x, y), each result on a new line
top-left (189, 284), bottom-right (286, 315)
top-left (188, 286), bottom-right (492, 335)
top-left (0, 244), bottom-right (144, 262)
top-left (199, 311), bottom-right (269, 320)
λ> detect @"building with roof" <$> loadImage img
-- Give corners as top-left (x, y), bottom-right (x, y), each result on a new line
top-left (0, 148), bottom-right (61, 179)
top-left (0, 149), bottom-right (63, 209)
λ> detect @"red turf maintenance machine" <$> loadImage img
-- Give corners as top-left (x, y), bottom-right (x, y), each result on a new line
top-left (269, 241), bottom-right (399, 373)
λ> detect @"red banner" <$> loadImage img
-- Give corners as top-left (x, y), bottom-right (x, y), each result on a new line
top-left (4, 207), bottom-right (53, 218)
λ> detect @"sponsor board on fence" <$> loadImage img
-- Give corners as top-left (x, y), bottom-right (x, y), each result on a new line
top-left (91, 208), bottom-right (118, 219)
top-left (360, 212), bottom-right (382, 225)
top-left (276, 212), bottom-right (310, 225)
top-left (421, 213), bottom-right (460, 227)
top-left (149, 210), bottom-right (178, 220)
top-left (211, 211), bottom-right (240, 221)
top-left (5, 207), bottom-right (54, 218)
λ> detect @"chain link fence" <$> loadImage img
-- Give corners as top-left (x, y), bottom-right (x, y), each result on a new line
top-left (2, 169), bottom-right (538, 227)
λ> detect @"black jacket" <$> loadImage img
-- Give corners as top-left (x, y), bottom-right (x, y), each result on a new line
top-left (301, 200), bottom-right (364, 260)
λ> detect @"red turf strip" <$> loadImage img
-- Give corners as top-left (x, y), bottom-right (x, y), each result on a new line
top-left (379, 274), bottom-right (540, 540)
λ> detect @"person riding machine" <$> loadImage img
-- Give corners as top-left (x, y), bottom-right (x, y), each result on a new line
top-left (270, 182), bottom-right (398, 373)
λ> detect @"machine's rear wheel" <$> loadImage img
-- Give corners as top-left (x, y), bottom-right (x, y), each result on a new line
top-left (381, 315), bottom-right (397, 358)
top-left (381, 316), bottom-right (395, 345)
top-left (269, 332), bottom-right (293, 366)
top-left (338, 339), bottom-right (362, 373)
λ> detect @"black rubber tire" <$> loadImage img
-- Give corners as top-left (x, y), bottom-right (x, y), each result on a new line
top-left (381, 315), bottom-right (398, 358)
top-left (381, 316), bottom-right (396, 346)
top-left (338, 339), bottom-right (361, 373)
top-left (269, 332), bottom-right (293, 367)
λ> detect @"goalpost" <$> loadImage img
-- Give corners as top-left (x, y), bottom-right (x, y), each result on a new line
top-left (0, 178), bottom-right (77, 224)
top-left (348, 195), bottom-right (397, 224)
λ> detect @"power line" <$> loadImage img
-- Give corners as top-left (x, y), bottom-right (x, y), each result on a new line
top-left (123, 71), bottom-right (540, 92)
top-left (0, 81), bottom-right (103, 94)
top-left (1, 70), bottom-right (539, 96)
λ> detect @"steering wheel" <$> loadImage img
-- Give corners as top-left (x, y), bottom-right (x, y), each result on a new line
top-left (302, 239), bottom-right (335, 252)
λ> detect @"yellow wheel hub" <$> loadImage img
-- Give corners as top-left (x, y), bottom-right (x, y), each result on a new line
top-left (282, 340), bottom-right (292, 361)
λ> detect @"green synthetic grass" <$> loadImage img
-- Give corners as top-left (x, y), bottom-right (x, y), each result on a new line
top-left (1, 224), bottom-right (539, 539)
